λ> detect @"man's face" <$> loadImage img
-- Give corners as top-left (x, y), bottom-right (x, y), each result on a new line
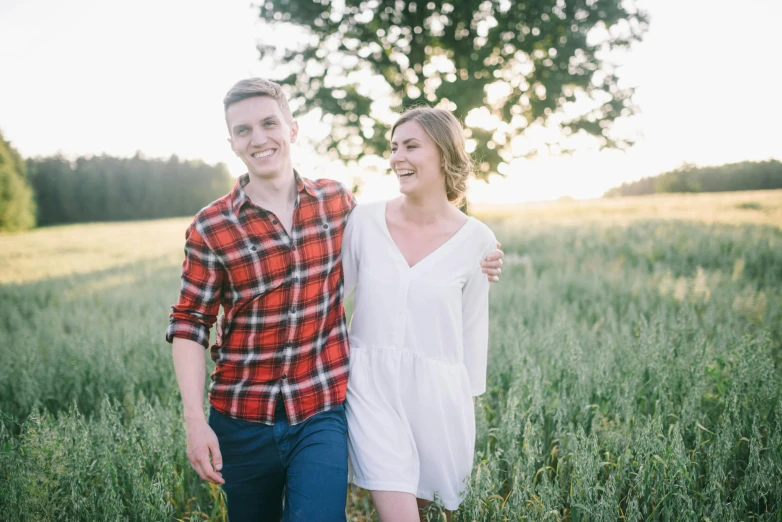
top-left (226, 96), bottom-right (298, 181)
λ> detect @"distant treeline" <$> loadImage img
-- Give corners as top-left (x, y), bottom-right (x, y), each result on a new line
top-left (27, 154), bottom-right (234, 226)
top-left (0, 130), bottom-right (235, 231)
top-left (0, 133), bottom-right (36, 232)
top-left (604, 160), bottom-right (782, 197)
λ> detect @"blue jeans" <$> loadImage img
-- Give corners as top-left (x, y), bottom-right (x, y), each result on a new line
top-left (208, 401), bottom-right (349, 522)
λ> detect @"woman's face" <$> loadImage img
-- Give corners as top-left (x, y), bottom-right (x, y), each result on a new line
top-left (390, 120), bottom-right (445, 199)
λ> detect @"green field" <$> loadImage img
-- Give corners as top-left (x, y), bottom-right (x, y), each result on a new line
top-left (1, 191), bottom-right (781, 521)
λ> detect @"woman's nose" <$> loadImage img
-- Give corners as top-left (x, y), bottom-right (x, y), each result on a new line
top-left (391, 150), bottom-right (405, 164)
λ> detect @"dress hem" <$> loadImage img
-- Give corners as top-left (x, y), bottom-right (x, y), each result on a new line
top-left (349, 477), bottom-right (417, 496)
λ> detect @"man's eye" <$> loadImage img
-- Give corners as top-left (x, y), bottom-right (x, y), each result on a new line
top-left (264, 121), bottom-right (276, 127)
top-left (238, 129), bottom-right (249, 135)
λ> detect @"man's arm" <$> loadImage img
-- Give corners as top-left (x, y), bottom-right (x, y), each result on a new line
top-left (172, 338), bottom-right (224, 484)
top-left (167, 220), bottom-right (225, 484)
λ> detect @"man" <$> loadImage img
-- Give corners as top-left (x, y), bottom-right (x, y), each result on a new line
top-left (166, 78), bottom-right (504, 522)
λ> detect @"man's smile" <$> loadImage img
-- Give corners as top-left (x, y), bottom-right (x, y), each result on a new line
top-left (252, 149), bottom-right (275, 159)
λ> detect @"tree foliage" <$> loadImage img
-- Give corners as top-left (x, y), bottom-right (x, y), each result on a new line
top-left (0, 132), bottom-right (36, 232)
top-left (256, 0), bottom-right (648, 177)
top-left (27, 154), bottom-right (234, 226)
top-left (604, 160), bottom-right (782, 197)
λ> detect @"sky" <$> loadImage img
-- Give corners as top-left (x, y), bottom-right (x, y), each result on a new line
top-left (1, 0), bottom-right (780, 203)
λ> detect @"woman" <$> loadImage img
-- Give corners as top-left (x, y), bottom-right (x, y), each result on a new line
top-left (342, 107), bottom-right (496, 521)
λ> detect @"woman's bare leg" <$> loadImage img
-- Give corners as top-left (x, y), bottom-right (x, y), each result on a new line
top-left (416, 498), bottom-right (452, 522)
top-left (371, 490), bottom-right (421, 522)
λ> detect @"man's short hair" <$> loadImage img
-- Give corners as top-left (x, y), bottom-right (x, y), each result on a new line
top-left (223, 78), bottom-right (293, 123)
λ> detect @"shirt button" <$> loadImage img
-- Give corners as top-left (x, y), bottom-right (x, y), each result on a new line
top-left (291, 246), bottom-right (297, 251)
top-left (250, 245), bottom-right (257, 252)
top-left (290, 307), bottom-right (296, 314)
top-left (323, 223), bottom-right (329, 229)
top-left (273, 219), bottom-right (279, 225)
top-left (281, 374), bottom-right (287, 380)
top-left (292, 276), bottom-right (299, 282)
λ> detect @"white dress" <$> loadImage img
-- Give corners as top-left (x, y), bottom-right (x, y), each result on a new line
top-left (341, 200), bottom-right (496, 510)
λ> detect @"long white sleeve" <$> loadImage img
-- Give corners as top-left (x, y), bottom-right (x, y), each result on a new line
top-left (341, 209), bottom-right (360, 298)
top-left (462, 243), bottom-right (492, 396)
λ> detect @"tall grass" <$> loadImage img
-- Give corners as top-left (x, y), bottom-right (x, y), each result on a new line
top-left (461, 219), bottom-right (781, 521)
top-left (1, 205), bottom-right (780, 520)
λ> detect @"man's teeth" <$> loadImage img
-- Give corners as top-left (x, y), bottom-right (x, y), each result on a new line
top-left (252, 150), bottom-right (274, 159)
top-left (398, 170), bottom-right (415, 176)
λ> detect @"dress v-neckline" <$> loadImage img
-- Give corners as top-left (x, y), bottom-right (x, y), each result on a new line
top-left (381, 200), bottom-right (473, 271)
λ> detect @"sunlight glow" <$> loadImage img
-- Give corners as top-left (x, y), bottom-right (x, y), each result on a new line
top-left (1, 0), bottom-right (780, 204)
top-left (465, 107), bottom-right (500, 131)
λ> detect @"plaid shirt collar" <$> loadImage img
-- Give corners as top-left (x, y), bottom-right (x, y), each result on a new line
top-left (230, 170), bottom-right (316, 219)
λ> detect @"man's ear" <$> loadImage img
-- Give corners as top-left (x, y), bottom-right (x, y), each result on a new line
top-left (290, 121), bottom-right (299, 144)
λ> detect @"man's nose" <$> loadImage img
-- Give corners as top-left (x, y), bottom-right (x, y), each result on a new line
top-left (250, 128), bottom-right (267, 146)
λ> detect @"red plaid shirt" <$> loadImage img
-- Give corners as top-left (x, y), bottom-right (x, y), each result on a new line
top-left (166, 172), bottom-right (356, 425)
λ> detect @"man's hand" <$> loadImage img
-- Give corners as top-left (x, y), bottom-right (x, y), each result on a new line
top-left (185, 418), bottom-right (225, 484)
top-left (481, 241), bottom-right (504, 283)
top-left (172, 338), bottom-right (224, 484)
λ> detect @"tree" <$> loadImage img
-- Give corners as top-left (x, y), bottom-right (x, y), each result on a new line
top-left (26, 156), bottom-right (72, 225)
top-left (0, 132), bottom-right (36, 232)
top-left (256, 0), bottom-right (648, 177)
top-left (27, 154), bottom-right (234, 225)
top-left (603, 160), bottom-right (782, 197)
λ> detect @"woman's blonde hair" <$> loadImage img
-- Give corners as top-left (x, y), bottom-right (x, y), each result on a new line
top-left (391, 107), bottom-right (473, 207)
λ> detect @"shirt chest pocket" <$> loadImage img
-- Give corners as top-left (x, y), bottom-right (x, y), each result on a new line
top-left (221, 241), bottom-right (292, 298)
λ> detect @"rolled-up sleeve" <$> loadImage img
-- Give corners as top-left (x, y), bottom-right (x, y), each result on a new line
top-left (165, 221), bottom-right (224, 348)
